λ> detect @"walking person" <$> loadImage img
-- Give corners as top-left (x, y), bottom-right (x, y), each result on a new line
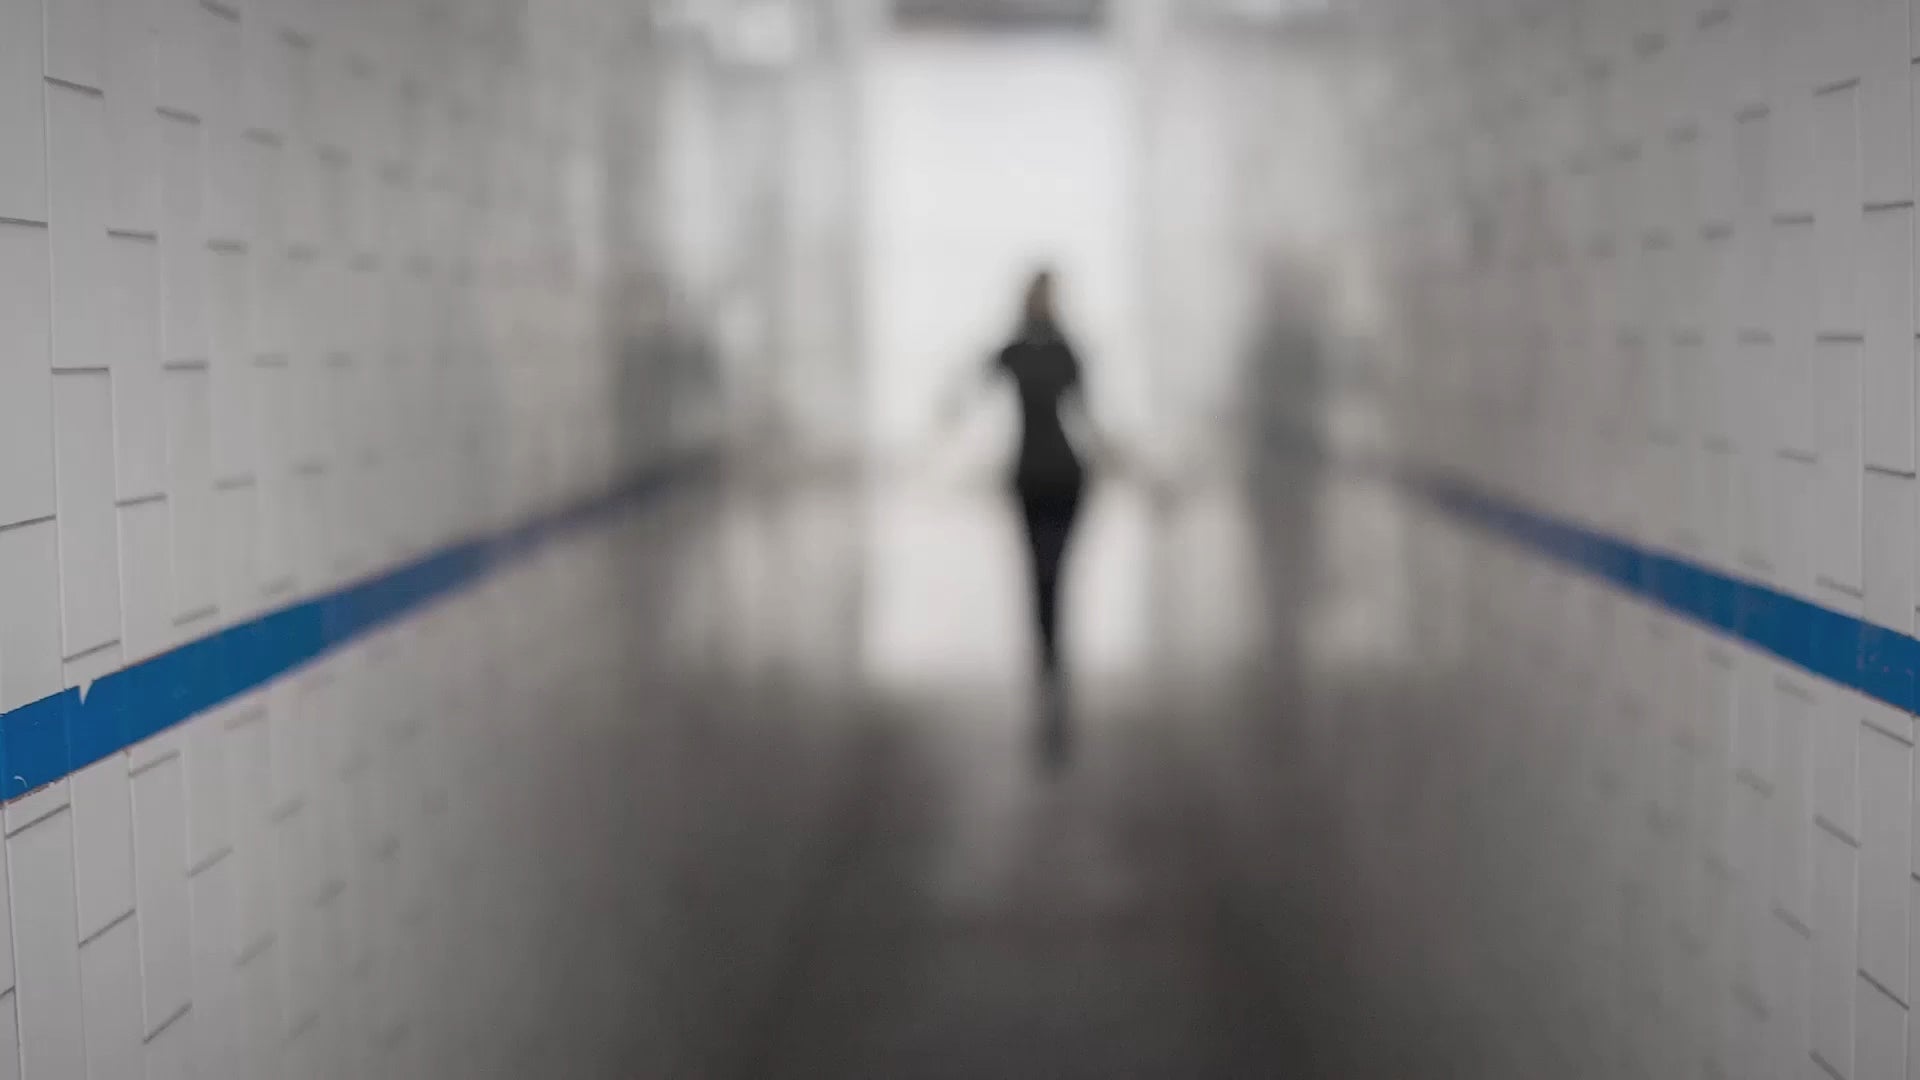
top-left (937, 268), bottom-right (1111, 767)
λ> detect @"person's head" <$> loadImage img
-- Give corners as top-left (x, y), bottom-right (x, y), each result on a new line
top-left (1021, 268), bottom-right (1057, 331)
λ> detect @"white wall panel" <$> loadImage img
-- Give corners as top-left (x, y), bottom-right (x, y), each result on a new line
top-left (52, 372), bottom-right (122, 659)
top-left (131, 753), bottom-right (191, 1041)
top-left (69, 756), bottom-right (133, 944)
top-left (0, 0), bottom-right (45, 221)
top-left (76, 911), bottom-right (141, 1080)
top-left (9, 812), bottom-right (85, 1079)
top-left (0, 225), bottom-right (54, 529)
top-left (1288, 1), bottom-right (1920, 1075)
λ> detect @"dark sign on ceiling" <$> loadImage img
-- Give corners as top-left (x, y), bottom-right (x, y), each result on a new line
top-left (891, 0), bottom-right (1106, 33)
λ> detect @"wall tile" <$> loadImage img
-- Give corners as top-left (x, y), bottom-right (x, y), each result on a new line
top-left (9, 811), bottom-right (87, 1079)
top-left (77, 912), bottom-right (141, 1080)
top-left (67, 756), bottom-right (131, 944)
top-left (0, 224), bottom-right (54, 530)
top-left (131, 754), bottom-right (190, 1039)
top-left (51, 372), bottom-right (121, 659)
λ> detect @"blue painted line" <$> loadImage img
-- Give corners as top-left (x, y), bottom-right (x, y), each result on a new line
top-left (1397, 464), bottom-right (1920, 714)
top-left (0, 455), bottom-right (711, 802)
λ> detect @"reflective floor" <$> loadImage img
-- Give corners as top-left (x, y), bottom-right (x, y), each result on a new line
top-left (733, 464), bottom-right (1481, 1079)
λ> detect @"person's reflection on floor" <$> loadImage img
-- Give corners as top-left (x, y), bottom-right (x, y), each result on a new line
top-left (938, 267), bottom-right (1120, 773)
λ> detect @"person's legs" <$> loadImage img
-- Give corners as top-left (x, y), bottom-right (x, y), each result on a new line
top-left (1019, 486), bottom-right (1082, 673)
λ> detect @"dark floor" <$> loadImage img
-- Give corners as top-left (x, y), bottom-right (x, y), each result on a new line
top-left (735, 480), bottom-right (1489, 1080)
top-left (740, 683), bottom-right (1256, 1079)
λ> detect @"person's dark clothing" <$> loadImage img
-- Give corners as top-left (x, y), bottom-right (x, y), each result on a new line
top-left (1018, 487), bottom-right (1080, 672)
top-left (993, 323), bottom-right (1087, 671)
top-left (995, 325), bottom-right (1087, 496)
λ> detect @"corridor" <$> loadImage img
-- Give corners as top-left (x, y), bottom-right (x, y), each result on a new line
top-left (6, 0), bottom-right (1920, 1077)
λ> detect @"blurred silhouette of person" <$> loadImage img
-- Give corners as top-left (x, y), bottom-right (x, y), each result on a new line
top-left (939, 268), bottom-right (1107, 765)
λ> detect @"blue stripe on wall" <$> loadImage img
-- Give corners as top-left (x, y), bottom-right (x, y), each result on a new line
top-left (1399, 466), bottom-right (1919, 714)
top-left (0, 456), bottom-right (709, 802)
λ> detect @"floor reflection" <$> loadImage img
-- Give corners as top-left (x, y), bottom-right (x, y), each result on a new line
top-left (859, 476), bottom-right (1163, 777)
top-left (741, 461), bottom-right (1428, 1078)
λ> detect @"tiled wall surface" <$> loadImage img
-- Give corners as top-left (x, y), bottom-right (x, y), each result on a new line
top-left (1333, 0), bottom-right (1920, 1077)
top-left (0, 0), bottom-right (866, 1077)
top-left (2, 0), bottom-right (668, 709)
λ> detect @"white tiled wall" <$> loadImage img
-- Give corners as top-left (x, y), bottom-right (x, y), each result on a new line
top-left (5, 0), bottom-right (674, 708)
top-left (0, 0), bottom-right (865, 1077)
top-left (1327, 0), bottom-right (1920, 1076)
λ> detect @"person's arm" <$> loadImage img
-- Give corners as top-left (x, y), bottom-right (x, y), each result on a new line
top-left (1059, 385), bottom-right (1106, 464)
top-left (1059, 353), bottom-right (1175, 497)
top-left (1057, 350), bottom-right (1120, 468)
top-left (935, 351), bottom-right (1001, 432)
